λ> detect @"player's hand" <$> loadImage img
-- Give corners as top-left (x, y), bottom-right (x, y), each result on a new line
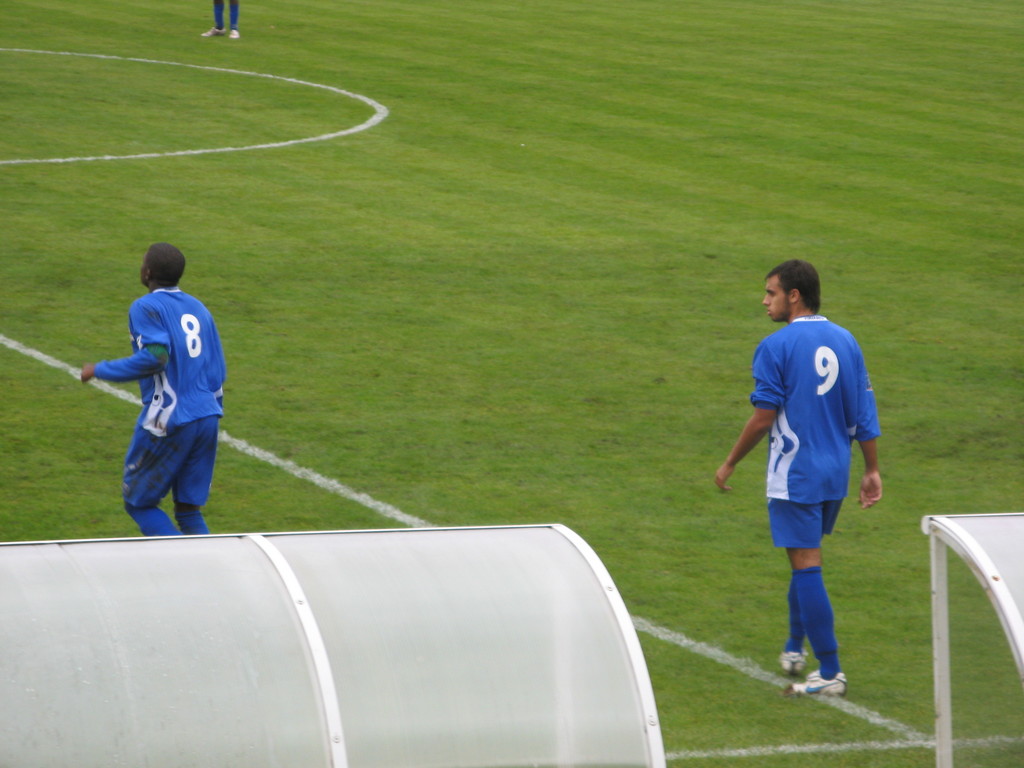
top-left (715, 463), bottom-right (734, 491)
top-left (859, 470), bottom-right (882, 508)
top-left (80, 363), bottom-right (96, 383)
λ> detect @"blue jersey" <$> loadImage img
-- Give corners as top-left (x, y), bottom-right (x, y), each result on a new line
top-left (750, 316), bottom-right (879, 503)
top-left (96, 288), bottom-right (226, 437)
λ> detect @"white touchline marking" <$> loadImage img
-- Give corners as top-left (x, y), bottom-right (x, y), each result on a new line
top-left (0, 331), bottom-right (933, 750)
top-left (667, 736), bottom-right (1023, 761)
top-left (633, 617), bottom-right (929, 742)
top-left (0, 48), bottom-right (389, 166)
top-left (0, 333), bottom-right (429, 527)
top-left (218, 432), bottom-right (431, 528)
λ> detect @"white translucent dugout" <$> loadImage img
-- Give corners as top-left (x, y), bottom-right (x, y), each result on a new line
top-left (0, 525), bottom-right (665, 768)
top-left (922, 513), bottom-right (1024, 768)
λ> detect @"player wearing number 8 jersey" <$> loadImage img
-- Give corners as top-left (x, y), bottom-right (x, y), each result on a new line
top-left (82, 243), bottom-right (226, 537)
top-left (715, 259), bottom-right (881, 698)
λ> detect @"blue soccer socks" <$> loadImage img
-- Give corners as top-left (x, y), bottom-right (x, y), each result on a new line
top-left (791, 566), bottom-right (841, 680)
top-left (126, 504), bottom-right (210, 536)
top-left (785, 576), bottom-right (806, 653)
top-left (174, 507), bottom-right (210, 536)
top-left (126, 504), bottom-right (183, 536)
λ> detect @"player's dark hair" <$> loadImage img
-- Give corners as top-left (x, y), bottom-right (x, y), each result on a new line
top-left (766, 259), bottom-right (820, 313)
top-left (145, 243), bottom-right (186, 287)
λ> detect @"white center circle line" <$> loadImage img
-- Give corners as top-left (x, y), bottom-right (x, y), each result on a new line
top-left (0, 48), bottom-right (389, 166)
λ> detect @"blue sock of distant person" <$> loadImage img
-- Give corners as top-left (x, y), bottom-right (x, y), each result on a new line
top-left (212, 1), bottom-right (239, 31)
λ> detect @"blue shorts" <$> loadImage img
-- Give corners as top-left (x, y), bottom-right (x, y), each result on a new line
top-left (122, 416), bottom-right (220, 508)
top-left (768, 498), bottom-right (843, 548)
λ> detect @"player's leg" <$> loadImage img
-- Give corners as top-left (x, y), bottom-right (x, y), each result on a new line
top-left (125, 505), bottom-right (180, 535)
top-left (770, 499), bottom-right (845, 694)
top-left (780, 575), bottom-right (807, 674)
top-left (784, 556), bottom-right (846, 696)
top-left (787, 553), bottom-right (839, 679)
top-left (122, 425), bottom-right (182, 536)
top-left (201, 1), bottom-right (226, 36)
top-left (229, 1), bottom-right (240, 32)
top-left (173, 503), bottom-right (209, 535)
top-left (171, 415), bottom-right (220, 535)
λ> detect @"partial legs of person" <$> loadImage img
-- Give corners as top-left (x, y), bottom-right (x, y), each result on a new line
top-left (780, 575), bottom-right (807, 675)
top-left (170, 415), bottom-right (219, 535)
top-left (788, 548), bottom-right (839, 673)
top-left (228, 1), bottom-right (240, 37)
top-left (125, 503), bottom-right (182, 536)
top-left (767, 498), bottom-right (847, 696)
top-left (122, 425), bottom-right (182, 535)
top-left (121, 417), bottom-right (219, 537)
top-left (201, 1), bottom-right (240, 37)
top-left (174, 502), bottom-right (210, 535)
top-left (201, 0), bottom-right (225, 37)
top-left (782, 546), bottom-right (847, 697)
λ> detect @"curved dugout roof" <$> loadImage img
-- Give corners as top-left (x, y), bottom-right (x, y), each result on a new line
top-left (0, 525), bottom-right (665, 768)
top-left (923, 513), bottom-right (1024, 685)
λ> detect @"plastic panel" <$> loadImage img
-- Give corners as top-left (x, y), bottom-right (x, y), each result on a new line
top-left (0, 526), bottom-right (663, 768)
top-left (940, 515), bottom-right (1024, 632)
top-left (269, 526), bottom-right (655, 768)
top-left (0, 537), bottom-right (330, 768)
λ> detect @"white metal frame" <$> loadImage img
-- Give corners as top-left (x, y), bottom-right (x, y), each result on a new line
top-left (555, 524), bottom-right (667, 768)
top-left (922, 513), bottom-right (1024, 768)
top-left (247, 534), bottom-right (349, 768)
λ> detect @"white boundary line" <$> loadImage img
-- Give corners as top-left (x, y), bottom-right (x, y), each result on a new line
top-left (0, 334), bottom-right (429, 528)
top-left (219, 431), bottom-right (431, 528)
top-left (0, 48), bottom-right (389, 166)
top-left (668, 736), bottom-right (1022, 761)
top-left (633, 617), bottom-right (928, 742)
top-left (1, 332), bottom-right (942, 759)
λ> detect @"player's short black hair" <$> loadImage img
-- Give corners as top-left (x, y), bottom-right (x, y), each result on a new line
top-left (144, 243), bottom-right (186, 287)
top-left (766, 259), bottom-right (820, 313)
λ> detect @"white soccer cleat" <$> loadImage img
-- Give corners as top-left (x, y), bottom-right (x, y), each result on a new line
top-left (783, 670), bottom-right (847, 698)
top-left (201, 27), bottom-right (226, 37)
top-left (780, 650), bottom-right (807, 676)
top-left (229, 29), bottom-right (240, 39)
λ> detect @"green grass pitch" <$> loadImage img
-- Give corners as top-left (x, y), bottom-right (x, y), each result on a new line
top-left (1, 1), bottom-right (1022, 765)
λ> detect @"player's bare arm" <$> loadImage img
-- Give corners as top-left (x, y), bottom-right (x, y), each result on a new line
top-left (715, 406), bottom-right (776, 491)
top-left (857, 438), bottom-right (882, 508)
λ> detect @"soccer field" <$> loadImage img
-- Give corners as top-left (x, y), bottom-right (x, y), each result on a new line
top-left (1, 1), bottom-right (1022, 765)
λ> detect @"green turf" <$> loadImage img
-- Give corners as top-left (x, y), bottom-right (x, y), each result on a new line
top-left (1, 0), bottom-right (1022, 765)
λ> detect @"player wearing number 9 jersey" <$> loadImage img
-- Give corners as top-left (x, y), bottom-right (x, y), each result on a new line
top-left (752, 314), bottom-right (879, 504)
top-left (715, 259), bottom-right (881, 698)
top-left (81, 243), bottom-right (226, 537)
